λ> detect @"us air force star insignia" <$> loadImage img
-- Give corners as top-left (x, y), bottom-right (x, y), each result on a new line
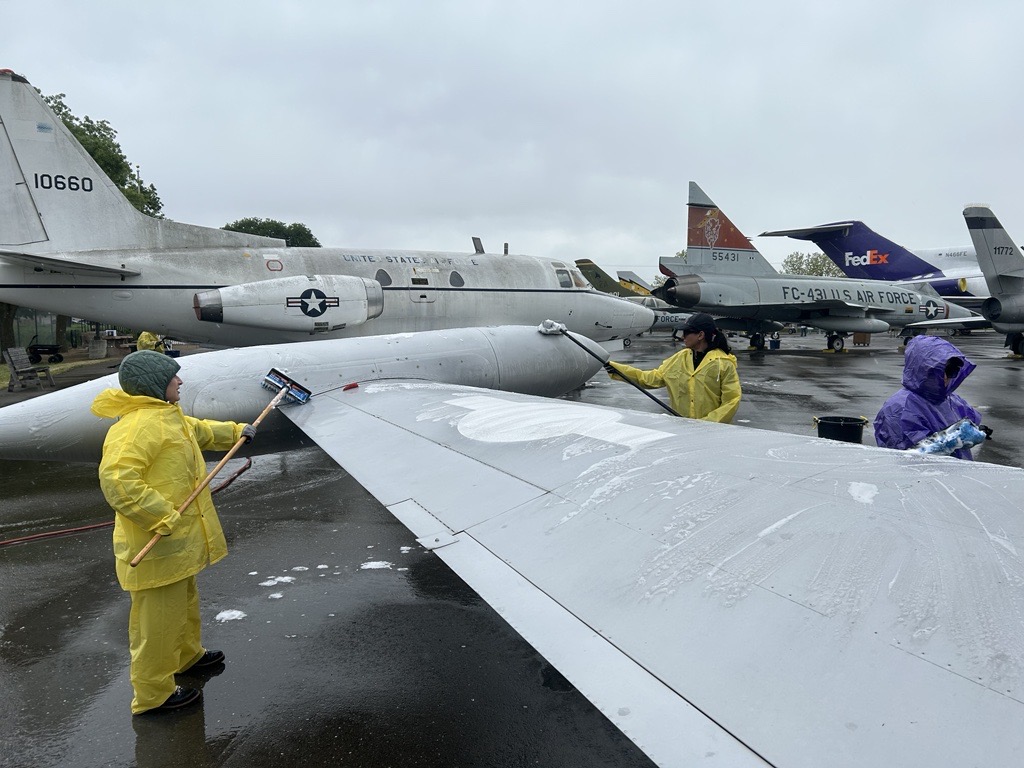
top-left (300, 288), bottom-right (327, 316)
top-left (287, 289), bottom-right (341, 317)
top-left (920, 300), bottom-right (942, 319)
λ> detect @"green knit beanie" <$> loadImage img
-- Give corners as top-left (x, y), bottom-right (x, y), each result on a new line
top-left (118, 350), bottom-right (181, 401)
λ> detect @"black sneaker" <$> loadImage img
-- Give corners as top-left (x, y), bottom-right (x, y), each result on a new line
top-left (182, 649), bottom-right (225, 672)
top-left (140, 686), bottom-right (201, 714)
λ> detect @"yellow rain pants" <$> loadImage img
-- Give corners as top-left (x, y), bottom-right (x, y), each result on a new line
top-left (129, 576), bottom-right (205, 713)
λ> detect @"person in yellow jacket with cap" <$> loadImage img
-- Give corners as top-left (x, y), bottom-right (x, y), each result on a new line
top-left (91, 350), bottom-right (256, 714)
top-left (606, 312), bottom-right (742, 423)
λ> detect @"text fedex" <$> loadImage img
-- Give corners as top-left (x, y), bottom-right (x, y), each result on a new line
top-left (844, 249), bottom-right (889, 267)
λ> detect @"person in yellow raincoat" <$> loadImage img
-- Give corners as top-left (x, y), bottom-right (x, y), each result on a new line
top-left (135, 331), bottom-right (165, 353)
top-left (91, 350), bottom-right (256, 714)
top-left (606, 312), bottom-right (742, 423)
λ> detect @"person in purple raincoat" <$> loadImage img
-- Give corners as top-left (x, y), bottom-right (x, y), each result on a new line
top-left (874, 335), bottom-right (988, 460)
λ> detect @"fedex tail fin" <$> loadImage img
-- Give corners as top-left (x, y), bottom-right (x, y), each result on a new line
top-left (661, 182), bottom-right (777, 278)
top-left (963, 205), bottom-right (1024, 300)
top-left (0, 69), bottom-right (282, 254)
top-left (759, 221), bottom-right (942, 281)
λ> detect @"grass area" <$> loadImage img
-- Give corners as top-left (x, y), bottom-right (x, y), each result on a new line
top-left (0, 355), bottom-right (108, 390)
top-left (2, 343), bottom-right (200, 390)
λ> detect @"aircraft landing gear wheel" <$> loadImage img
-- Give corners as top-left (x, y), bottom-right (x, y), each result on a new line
top-left (750, 333), bottom-right (765, 350)
top-left (828, 335), bottom-right (845, 352)
top-left (623, 337), bottom-right (631, 348)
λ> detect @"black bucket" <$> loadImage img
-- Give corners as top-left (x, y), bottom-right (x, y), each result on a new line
top-left (815, 416), bottom-right (868, 443)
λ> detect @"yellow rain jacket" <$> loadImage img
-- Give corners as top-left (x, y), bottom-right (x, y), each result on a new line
top-left (135, 331), bottom-right (164, 352)
top-left (608, 348), bottom-right (741, 423)
top-left (91, 389), bottom-right (245, 592)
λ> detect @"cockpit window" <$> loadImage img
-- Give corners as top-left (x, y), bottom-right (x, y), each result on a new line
top-left (554, 269), bottom-right (573, 288)
top-left (449, 271), bottom-right (465, 287)
top-left (569, 268), bottom-right (590, 289)
top-left (550, 261), bottom-right (585, 289)
top-left (374, 269), bottom-right (393, 287)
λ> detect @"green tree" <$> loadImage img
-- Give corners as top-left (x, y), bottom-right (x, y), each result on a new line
top-left (1, 94), bottom-right (165, 351)
top-left (42, 94), bottom-right (163, 218)
top-left (780, 251), bottom-right (845, 277)
top-left (223, 218), bottom-right (321, 247)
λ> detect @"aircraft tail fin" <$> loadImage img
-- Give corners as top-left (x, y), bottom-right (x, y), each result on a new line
top-left (575, 259), bottom-right (643, 296)
top-left (667, 181), bottom-right (777, 277)
top-left (759, 221), bottom-right (940, 281)
top-left (963, 205), bottom-right (1024, 297)
top-left (0, 69), bottom-right (283, 254)
top-left (616, 271), bottom-right (652, 295)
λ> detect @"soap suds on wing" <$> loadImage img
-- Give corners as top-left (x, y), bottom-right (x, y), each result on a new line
top-left (847, 482), bottom-right (878, 505)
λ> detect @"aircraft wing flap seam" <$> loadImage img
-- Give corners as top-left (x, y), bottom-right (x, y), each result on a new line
top-left (446, 526), bottom-right (778, 766)
top-left (416, 531), bottom-right (461, 551)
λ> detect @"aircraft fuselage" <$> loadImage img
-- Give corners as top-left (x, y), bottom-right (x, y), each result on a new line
top-left (0, 247), bottom-right (654, 345)
top-left (659, 272), bottom-right (973, 331)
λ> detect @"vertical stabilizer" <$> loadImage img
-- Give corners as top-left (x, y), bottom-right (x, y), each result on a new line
top-left (0, 69), bottom-right (283, 254)
top-left (575, 259), bottom-right (641, 296)
top-left (963, 205), bottom-right (1024, 297)
top-left (760, 221), bottom-right (939, 280)
top-left (669, 181), bottom-right (777, 277)
top-left (616, 271), bottom-right (652, 295)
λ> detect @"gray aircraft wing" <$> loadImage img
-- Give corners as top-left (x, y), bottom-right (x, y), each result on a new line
top-left (283, 382), bottom-right (1024, 768)
top-left (0, 249), bottom-right (141, 277)
top-left (906, 315), bottom-right (992, 330)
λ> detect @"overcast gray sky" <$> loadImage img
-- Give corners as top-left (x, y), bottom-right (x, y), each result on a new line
top-left (4, 1), bottom-right (1023, 280)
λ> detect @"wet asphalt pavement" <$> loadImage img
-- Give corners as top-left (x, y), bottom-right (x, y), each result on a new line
top-left (2, 329), bottom-right (1021, 767)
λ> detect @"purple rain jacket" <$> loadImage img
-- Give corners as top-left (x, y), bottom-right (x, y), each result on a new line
top-left (874, 335), bottom-right (982, 460)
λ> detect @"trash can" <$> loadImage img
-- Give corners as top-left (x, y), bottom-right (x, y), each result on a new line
top-left (769, 338), bottom-right (781, 350)
top-left (814, 416), bottom-right (868, 443)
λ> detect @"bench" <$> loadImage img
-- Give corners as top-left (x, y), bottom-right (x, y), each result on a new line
top-left (4, 347), bottom-right (55, 392)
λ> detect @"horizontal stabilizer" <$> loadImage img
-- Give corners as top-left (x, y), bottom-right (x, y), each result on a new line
top-left (0, 249), bottom-right (141, 277)
top-left (758, 223), bottom-right (856, 239)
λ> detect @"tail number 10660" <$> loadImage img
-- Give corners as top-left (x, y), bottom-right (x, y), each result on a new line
top-left (33, 173), bottom-right (94, 192)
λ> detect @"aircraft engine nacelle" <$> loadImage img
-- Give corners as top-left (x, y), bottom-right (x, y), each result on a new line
top-left (654, 276), bottom-right (752, 309)
top-left (194, 275), bottom-right (384, 333)
top-left (981, 294), bottom-right (1024, 324)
